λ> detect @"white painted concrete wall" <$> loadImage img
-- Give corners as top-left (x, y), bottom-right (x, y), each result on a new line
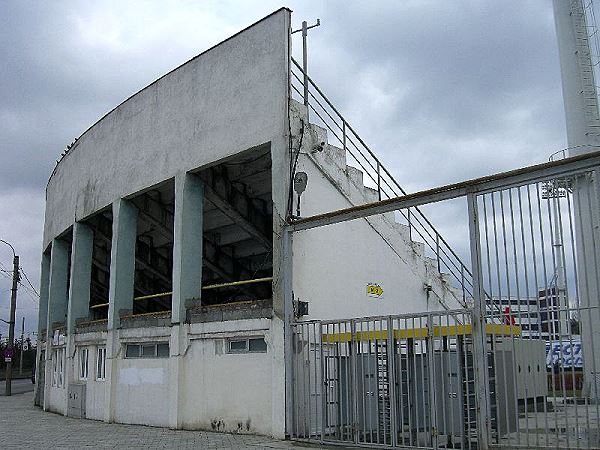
top-left (65, 335), bottom-right (109, 420)
top-left (43, 8), bottom-right (290, 248)
top-left (114, 358), bottom-right (171, 426)
top-left (290, 104), bottom-right (463, 321)
top-left (180, 318), bottom-right (275, 435)
top-left (46, 383), bottom-right (67, 415)
top-left (44, 319), bottom-right (279, 433)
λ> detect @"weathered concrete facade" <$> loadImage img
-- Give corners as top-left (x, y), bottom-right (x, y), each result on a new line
top-left (36, 8), bottom-right (461, 439)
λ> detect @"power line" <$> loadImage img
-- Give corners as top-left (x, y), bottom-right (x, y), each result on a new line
top-left (17, 282), bottom-right (38, 303)
top-left (19, 268), bottom-right (39, 297)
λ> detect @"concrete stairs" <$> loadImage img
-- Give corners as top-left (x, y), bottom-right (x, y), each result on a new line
top-left (289, 100), bottom-right (464, 312)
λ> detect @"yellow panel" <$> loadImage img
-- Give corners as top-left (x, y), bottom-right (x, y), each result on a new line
top-left (321, 322), bottom-right (521, 342)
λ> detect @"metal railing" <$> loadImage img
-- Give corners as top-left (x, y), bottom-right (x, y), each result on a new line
top-left (88, 276), bottom-right (273, 312)
top-left (290, 57), bottom-right (473, 306)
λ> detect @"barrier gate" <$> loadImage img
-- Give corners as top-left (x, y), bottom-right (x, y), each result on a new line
top-left (291, 311), bottom-right (531, 449)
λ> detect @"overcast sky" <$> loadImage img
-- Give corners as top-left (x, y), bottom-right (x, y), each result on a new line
top-left (0, 1), bottom-right (572, 337)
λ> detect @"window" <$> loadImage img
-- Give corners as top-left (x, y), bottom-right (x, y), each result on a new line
top-left (249, 337), bottom-right (268, 352)
top-left (227, 337), bottom-right (267, 354)
top-left (79, 347), bottom-right (89, 380)
top-left (125, 342), bottom-right (169, 358)
top-left (96, 347), bottom-right (106, 381)
top-left (52, 347), bottom-right (65, 387)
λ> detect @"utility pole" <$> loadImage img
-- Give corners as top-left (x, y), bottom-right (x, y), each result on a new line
top-left (19, 317), bottom-right (24, 375)
top-left (5, 254), bottom-right (19, 396)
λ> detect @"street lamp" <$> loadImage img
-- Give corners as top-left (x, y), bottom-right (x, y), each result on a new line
top-left (0, 239), bottom-right (19, 396)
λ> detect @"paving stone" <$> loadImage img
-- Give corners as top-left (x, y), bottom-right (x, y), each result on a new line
top-left (0, 392), bottom-right (344, 450)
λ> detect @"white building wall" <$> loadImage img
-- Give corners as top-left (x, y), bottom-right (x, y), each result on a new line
top-left (291, 105), bottom-right (462, 321)
top-left (46, 382), bottom-right (67, 415)
top-left (43, 8), bottom-right (290, 248)
top-left (114, 358), bottom-right (171, 426)
top-left (180, 318), bottom-right (275, 435)
top-left (39, 8), bottom-right (292, 438)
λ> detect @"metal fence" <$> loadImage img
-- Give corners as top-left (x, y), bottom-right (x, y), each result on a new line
top-left (289, 153), bottom-right (600, 449)
top-left (472, 169), bottom-right (600, 448)
top-left (292, 311), bottom-right (479, 448)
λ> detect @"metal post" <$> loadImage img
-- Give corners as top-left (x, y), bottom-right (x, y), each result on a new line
top-left (436, 234), bottom-right (441, 272)
top-left (302, 20), bottom-right (308, 109)
top-left (5, 255), bottom-right (19, 396)
top-left (19, 317), bottom-right (24, 375)
top-left (466, 193), bottom-right (491, 449)
top-left (292, 18), bottom-right (319, 120)
top-left (386, 317), bottom-right (398, 446)
top-left (377, 162), bottom-right (382, 201)
top-left (408, 208), bottom-right (412, 241)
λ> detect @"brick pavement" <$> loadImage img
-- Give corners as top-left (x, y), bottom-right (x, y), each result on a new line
top-left (0, 393), bottom-right (343, 450)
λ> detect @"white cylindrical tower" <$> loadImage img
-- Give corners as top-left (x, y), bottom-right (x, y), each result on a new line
top-left (554, 0), bottom-right (600, 402)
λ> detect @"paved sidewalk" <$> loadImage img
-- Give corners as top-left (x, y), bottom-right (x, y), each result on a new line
top-left (0, 393), bottom-right (341, 450)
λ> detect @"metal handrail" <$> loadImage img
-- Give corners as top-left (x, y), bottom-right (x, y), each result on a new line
top-left (89, 277), bottom-right (273, 309)
top-left (290, 57), bottom-right (473, 304)
top-left (202, 276), bottom-right (273, 290)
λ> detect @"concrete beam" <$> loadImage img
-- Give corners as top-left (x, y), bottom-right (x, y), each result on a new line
top-left (203, 168), bottom-right (272, 250)
top-left (137, 200), bottom-right (255, 295)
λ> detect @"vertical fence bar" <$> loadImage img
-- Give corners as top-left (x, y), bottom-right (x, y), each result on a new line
top-left (377, 162), bottom-right (382, 201)
top-left (408, 208), bottom-right (412, 241)
top-left (350, 320), bottom-right (359, 444)
top-left (436, 234), bottom-right (441, 273)
top-left (426, 314), bottom-right (438, 449)
top-left (320, 323), bottom-right (327, 443)
top-left (387, 316), bottom-right (398, 447)
top-left (342, 120), bottom-right (347, 154)
top-left (467, 192), bottom-right (491, 450)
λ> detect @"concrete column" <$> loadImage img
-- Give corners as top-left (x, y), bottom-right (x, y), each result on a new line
top-left (34, 251), bottom-right (50, 407)
top-left (171, 172), bottom-right (204, 324)
top-left (105, 198), bottom-right (138, 422)
top-left (107, 199), bottom-right (137, 330)
top-left (63, 222), bottom-right (94, 414)
top-left (67, 222), bottom-right (94, 334)
top-left (47, 239), bottom-right (70, 330)
top-left (38, 252), bottom-right (51, 338)
top-left (168, 172), bottom-right (203, 428)
top-left (44, 238), bottom-right (70, 411)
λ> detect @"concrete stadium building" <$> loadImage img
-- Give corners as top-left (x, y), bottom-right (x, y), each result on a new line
top-left (35, 8), bottom-right (464, 437)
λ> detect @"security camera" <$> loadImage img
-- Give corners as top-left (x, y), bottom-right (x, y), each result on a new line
top-left (311, 141), bottom-right (325, 153)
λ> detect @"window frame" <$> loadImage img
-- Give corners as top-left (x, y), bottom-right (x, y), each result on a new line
top-left (96, 347), bottom-right (107, 381)
top-left (124, 342), bottom-right (170, 359)
top-left (52, 347), bottom-right (65, 387)
top-left (227, 336), bottom-right (267, 354)
top-left (78, 347), bottom-right (89, 381)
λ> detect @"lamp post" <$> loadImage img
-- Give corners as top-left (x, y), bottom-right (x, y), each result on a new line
top-left (0, 239), bottom-right (19, 396)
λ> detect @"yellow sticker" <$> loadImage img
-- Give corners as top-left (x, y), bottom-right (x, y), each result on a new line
top-left (367, 283), bottom-right (384, 298)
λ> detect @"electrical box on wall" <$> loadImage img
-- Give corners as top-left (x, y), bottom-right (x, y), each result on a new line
top-left (67, 383), bottom-right (86, 419)
top-left (297, 301), bottom-right (309, 317)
